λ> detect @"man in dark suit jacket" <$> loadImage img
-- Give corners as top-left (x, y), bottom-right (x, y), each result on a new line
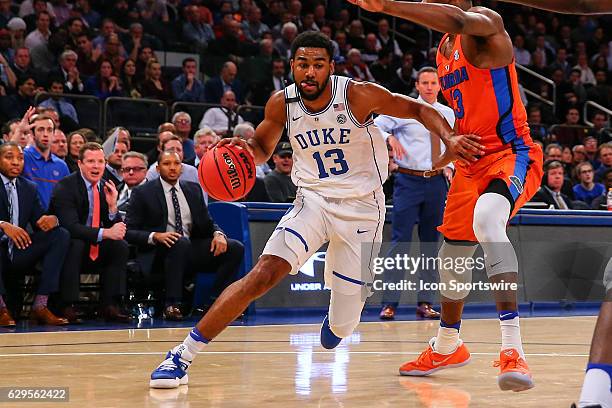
top-left (531, 160), bottom-right (575, 209)
top-left (48, 142), bottom-right (131, 323)
top-left (248, 58), bottom-right (291, 106)
top-left (204, 61), bottom-right (244, 104)
top-left (126, 151), bottom-right (244, 321)
top-left (0, 143), bottom-right (70, 327)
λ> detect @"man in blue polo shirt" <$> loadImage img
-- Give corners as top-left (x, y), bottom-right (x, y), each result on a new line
top-left (23, 113), bottom-right (70, 210)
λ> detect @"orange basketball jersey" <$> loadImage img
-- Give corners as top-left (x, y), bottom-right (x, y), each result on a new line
top-left (436, 34), bottom-right (534, 155)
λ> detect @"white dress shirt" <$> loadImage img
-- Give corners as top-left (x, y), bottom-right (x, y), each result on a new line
top-left (374, 96), bottom-right (456, 171)
top-left (198, 107), bottom-right (244, 135)
top-left (160, 178), bottom-right (192, 238)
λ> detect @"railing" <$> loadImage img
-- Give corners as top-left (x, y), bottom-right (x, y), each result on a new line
top-left (516, 64), bottom-right (556, 116)
top-left (103, 97), bottom-right (169, 136)
top-left (356, 7), bottom-right (433, 50)
top-left (583, 100), bottom-right (612, 127)
top-left (34, 92), bottom-right (103, 133)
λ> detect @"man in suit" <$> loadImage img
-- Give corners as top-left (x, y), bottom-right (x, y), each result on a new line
top-left (0, 142), bottom-right (70, 326)
top-left (531, 160), bottom-right (575, 209)
top-left (117, 152), bottom-right (148, 213)
top-left (204, 61), bottom-right (244, 104)
top-left (103, 140), bottom-right (128, 189)
top-left (126, 151), bottom-right (244, 321)
top-left (249, 59), bottom-right (289, 106)
top-left (49, 142), bottom-right (131, 323)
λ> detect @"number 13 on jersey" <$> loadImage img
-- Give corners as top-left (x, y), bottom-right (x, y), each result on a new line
top-left (313, 149), bottom-right (349, 179)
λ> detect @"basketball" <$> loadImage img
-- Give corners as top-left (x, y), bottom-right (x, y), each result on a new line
top-left (198, 144), bottom-right (256, 201)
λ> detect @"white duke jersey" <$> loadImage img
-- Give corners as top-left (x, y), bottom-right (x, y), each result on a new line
top-left (283, 75), bottom-right (389, 198)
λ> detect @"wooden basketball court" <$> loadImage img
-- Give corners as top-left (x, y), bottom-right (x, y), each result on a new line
top-left (0, 316), bottom-right (594, 407)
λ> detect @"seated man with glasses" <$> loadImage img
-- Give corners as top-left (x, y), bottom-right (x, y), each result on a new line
top-left (573, 161), bottom-right (605, 207)
top-left (118, 152), bottom-right (148, 213)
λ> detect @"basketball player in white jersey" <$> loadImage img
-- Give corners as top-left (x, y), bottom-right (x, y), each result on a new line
top-left (149, 31), bottom-right (484, 389)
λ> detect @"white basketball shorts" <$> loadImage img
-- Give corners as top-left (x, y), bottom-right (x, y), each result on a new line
top-left (262, 187), bottom-right (385, 295)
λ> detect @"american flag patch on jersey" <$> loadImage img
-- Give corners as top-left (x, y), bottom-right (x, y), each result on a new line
top-left (333, 103), bottom-right (345, 111)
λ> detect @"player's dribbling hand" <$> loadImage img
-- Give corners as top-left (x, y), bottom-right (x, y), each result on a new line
top-left (449, 134), bottom-right (485, 163)
top-left (216, 137), bottom-right (255, 158)
top-left (346, 0), bottom-right (384, 12)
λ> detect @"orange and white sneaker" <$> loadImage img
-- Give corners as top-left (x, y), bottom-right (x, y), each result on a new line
top-left (399, 337), bottom-right (471, 376)
top-left (494, 348), bottom-right (534, 392)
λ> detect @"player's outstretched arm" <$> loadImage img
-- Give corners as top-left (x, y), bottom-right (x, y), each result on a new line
top-left (354, 82), bottom-right (484, 163)
top-left (499, 0), bottom-right (611, 14)
top-left (218, 91), bottom-right (287, 165)
top-left (347, 0), bottom-right (504, 36)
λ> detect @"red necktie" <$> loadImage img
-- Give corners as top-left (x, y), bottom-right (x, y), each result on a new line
top-left (89, 184), bottom-right (100, 261)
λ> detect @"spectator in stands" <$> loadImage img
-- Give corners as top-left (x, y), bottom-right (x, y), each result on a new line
top-left (199, 90), bottom-right (244, 137)
top-left (573, 161), bottom-right (605, 206)
top-left (147, 124), bottom-right (174, 164)
top-left (370, 49), bottom-right (395, 88)
top-left (591, 168), bottom-right (612, 210)
top-left (85, 59), bottom-right (123, 100)
top-left (249, 58), bottom-right (287, 106)
top-left (10, 47), bottom-right (37, 82)
top-left (532, 160), bottom-right (575, 209)
top-left (242, 6), bottom-right (269, 43)
top-left (0, 142), bottom-right (71, 327)
top-left (172, 111), bottom-right (196, 165)
top-left (7, 17), bottom-right (26, 49)
top-left (333, 55), bottom-right (350, 77)
top-left (23, 0), bottom-right (50, 33)
top-left (0, 0), bottom-right (15, 29)
top-left (52, 0), bottom-right (71, 26)
top-left (568, 68), bottom-right (588, 104)
top-left (548, 47), bottom-right (571, 78)
top-left (193, 127), bottom-right (218, 167)
top-left (141, 59), bottom-right (172, 102)
top-left (23, 113), bottom-right (69, 209)
top-left (146, 135), bottom-right (200, 186)
top-left (361, 33), bottom-right (380, 65)
top-left (120, 58), bottom-right (141, 99)
top-left (103, 141), bottom-right (128, 189)
top-left (389, 53), bottom-right (417, 94)
top-left (346, 48), bottom-right (374, 82)
top-left (573, 52), bottom-right (596, 87)
top-left (51, 128), bottom-right (67, 159)
top-left (587, 71), bottom-right (610, 109)
top-left (49, 50), bottom-right (85, 94)
top-left (1, 119), bottom-right (21, 144)
top-left (544, 143), bottom-right (563, 162)
top-left (172, 57), bottom-right (205, 103)
top-left (264, 141), bottom-right (296, 203)
top-left (205, 61), bottom-right (243, 104)
top-left (319, 26), bottom-right (340, 58)
top-left (125, 22), bottom-right (161, 59)
top-left (136, 0), bottom-right (169, 24)
top-left (553, 108), bottom-right (589, 147)
top-left (64, 17), bottom-right (85, 51)
top-left (65, 130), bottom-right (85, 172)
top-left (334, 31), bottom-right (350, 57)
top-left (101, 33), bottom-right (126, 75)
top-left (1, 75), bottom-right (36, 120)
top-left (274, 22), bottom-right (297, 60)
top-left (595, 143), bottom-right (612, 182)
top-left (75, 33), bottom-right (101, 78)
top-left (527, 105), bottom-right (549, 143)
top-left (38, 77), bottom-right (79, 129)
top-left (347, 20), bottom-right (365, 50)
top-left (375, 18), bottom-right (402, 59)
top-left (3, 115), bottom-right (32, 148)
top-left (513, 34), bottom-right (530, 66)
top-left (126, 150), bottom-right (243, 320)
top-left (584, 136), bottom-right (600, 168)
top-left (77, 0), bottom-right (101, 29)
top-left (182, 5), bottom-right (215, 52)
top-left (209, 17), bottom-right (256, 62)
top-left (49, 142), bottom-right (130, 323)
top-left (92, 18), bottom-right (116, 51)
top-left (117, 151), bottom-right (148, 212)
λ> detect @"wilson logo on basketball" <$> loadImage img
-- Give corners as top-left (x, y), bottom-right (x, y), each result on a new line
top-left (222, 152), bottom-right (242, 190)
top-left (239, 151), bottom-right (254, 178)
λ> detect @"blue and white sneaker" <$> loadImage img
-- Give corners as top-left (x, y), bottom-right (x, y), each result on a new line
top-left (150, 350), bottom-right (191, 389)
top-left (320, 315), bottom-right (342, 349)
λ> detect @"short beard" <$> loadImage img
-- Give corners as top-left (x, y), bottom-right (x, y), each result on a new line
top-left (298, 74), bottom-right (331, 101)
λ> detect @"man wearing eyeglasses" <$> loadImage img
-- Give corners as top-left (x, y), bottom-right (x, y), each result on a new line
top-left (573, 161), bottom-right (605, 207)
top-left (117, 151), bottom-right (148, 212)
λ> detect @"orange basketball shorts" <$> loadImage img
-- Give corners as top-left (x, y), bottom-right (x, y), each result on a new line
top-left (438, 143), bottom-right (543, 242)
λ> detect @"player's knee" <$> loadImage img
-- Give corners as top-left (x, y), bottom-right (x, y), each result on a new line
top-left (437, 241), bottom-right (475, 300)
top-left (329, 317), bottom-right (359, 338)
top-left (242, 256), bottom-right (290, 298)
top-left (473, 194), bottom-right (508, 243)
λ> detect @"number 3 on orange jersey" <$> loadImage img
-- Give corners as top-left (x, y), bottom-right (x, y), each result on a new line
top-left (452, 89), bottom-right (465, 119)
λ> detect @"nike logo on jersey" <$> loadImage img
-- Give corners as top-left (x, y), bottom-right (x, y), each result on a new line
top-left (292, 115), bottom-right (302, 121)
top-left (357, 229), bottom-right (369, 234)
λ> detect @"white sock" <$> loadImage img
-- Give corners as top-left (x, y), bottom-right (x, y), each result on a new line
top-left (579, 366), bottom-right (612, 408)
top-left (499, 315), bottom-right (525, 358)
top-left (171, 327), bottom-right (209, 363)
top-left (434, 321), bottom-right (461, 354)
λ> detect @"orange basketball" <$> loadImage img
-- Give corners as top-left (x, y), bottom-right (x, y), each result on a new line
top-left (198, 144), bottom-right (256, 201)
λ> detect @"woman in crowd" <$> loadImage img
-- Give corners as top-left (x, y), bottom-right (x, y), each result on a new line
top-left (140, 59), bottom-right (173, 102)
top-left (85, 59), bottom-right (124, 99)
top-left (66, 130), bottom-right (87, 172)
